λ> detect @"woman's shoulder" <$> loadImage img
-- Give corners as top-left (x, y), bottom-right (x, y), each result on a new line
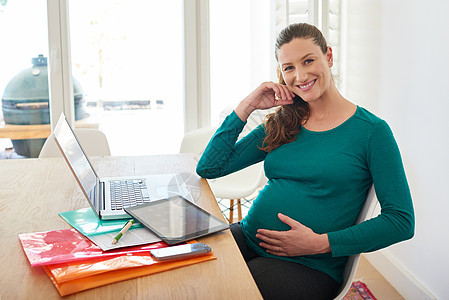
top-left (353, 106), bottom-right (397, 145)
top-left (353, 106), bottom-right (388, 128)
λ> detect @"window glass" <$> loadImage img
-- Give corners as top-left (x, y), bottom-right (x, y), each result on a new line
top-left (209, 0), bottom-right (275, 129)
top-left (69, 0), bottom-right (184, 155)
top-left (0, 0), bottom-right (50, 158)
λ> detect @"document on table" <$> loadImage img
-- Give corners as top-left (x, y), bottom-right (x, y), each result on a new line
top-left (18, 228), bottom-right (166, 266)
top-left (59, 207), bottom-right (162, 251)
top-left (87, 227), bottom-right (162, 251)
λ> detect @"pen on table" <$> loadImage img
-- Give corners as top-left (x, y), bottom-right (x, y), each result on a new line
top-left (111, 219), bottom-right (135, 244)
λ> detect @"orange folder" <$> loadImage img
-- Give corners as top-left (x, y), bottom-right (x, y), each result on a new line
top-left (43, 253), bottom-right (216, 296)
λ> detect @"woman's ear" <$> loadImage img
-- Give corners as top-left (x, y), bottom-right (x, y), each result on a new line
top-left (327, 46), bottom-right (333, 67)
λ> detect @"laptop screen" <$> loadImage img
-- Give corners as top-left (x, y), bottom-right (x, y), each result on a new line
top-left (53, 114), bottom-right (99, 211)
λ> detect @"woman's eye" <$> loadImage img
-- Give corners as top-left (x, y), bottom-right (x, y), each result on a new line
top-left (304, 59), bottom-right (314, 65)
top-left (283, 66), bottom-right (293, 71)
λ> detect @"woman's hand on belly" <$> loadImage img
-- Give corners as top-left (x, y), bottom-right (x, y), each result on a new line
top-left (256, 213), bottom-right (331, 256)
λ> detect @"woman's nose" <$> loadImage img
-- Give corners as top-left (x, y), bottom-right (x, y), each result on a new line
top-left (294, 68), bottom-right (307, 82)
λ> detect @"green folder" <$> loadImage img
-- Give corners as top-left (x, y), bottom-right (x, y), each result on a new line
top-left (59, 207), bottom-right (143, 236)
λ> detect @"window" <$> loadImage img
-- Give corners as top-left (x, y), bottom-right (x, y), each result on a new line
top-left (0, 0), bottom-right (50, 158)
top-left (69, 0), bottom-right (185, 155)
top-left (209, 0), bottom-right (276, 131)
top-left (0, 0), bottom-right (345, 159)
top-left (0, 0), bottom-right (187, 159)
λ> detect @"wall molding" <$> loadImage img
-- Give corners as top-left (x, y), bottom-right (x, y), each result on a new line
top-left (365, 251), bottom-right (436, 299)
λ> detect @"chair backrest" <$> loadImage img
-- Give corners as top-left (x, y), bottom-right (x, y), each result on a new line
top-left (179, 126), bottom-right (217, 155)
top-left (207, 161), bottom-right (265, 199)
top-left (333, 185), bottom-right (378, 300)
top-left (180, 126), bottom-right (267, 199)
top-left (39, 128), bottom-right (111, 158)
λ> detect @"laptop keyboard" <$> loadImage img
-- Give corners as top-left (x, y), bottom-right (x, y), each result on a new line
top-left (110, 179), bottom-right (150, 210)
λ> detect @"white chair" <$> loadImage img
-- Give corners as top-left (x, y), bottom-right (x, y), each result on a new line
top-left (333, 185), bottom-right (378, 300)
top-left (180, 126), bottom-right (267, 223)
top-left (39, 128), bottom-right (111, 158)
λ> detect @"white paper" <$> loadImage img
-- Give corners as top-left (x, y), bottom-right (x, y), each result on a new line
top-left (87, 227), bottom-right (162, 251)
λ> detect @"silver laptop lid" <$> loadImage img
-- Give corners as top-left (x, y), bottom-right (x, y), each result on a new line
top-left (52, 113), bottom-right (102, 216)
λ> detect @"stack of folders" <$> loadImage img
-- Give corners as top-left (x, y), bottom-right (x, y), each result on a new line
top-left (18, 208), bottom-right (216, 296)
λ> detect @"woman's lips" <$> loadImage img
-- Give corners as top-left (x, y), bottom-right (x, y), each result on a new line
top-left (297, 79), bottom-right (316, 91)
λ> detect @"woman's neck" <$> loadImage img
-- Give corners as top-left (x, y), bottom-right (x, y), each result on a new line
top-left (303, 88), bottom-right (356, 131)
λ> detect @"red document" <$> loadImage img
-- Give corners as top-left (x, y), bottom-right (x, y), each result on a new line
top-left (18, 228), bottom-right (167, 266)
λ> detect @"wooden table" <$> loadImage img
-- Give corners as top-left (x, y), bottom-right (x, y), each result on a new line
top-left (0, 154), bottom-right (262, 299)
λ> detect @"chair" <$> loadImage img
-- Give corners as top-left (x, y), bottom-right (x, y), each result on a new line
top-left (333, 185), bottom-right (378, 300)
top-left (39, 128), bottom-right (111, 158)
top-left (180, 126), bottom-right (267, 223)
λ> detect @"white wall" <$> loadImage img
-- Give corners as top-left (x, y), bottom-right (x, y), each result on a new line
top-left (344, 0), bottom-right (449, 298)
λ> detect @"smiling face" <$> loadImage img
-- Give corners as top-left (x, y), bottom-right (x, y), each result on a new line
top-left (277, 38), bottom-right (333, 103)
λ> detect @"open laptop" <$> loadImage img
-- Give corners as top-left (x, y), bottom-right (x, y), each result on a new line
top-left (52, 113), bottom-right (193, 220)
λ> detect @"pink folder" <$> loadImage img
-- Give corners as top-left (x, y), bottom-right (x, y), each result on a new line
top-left (18, 228), bottom-right (168, 266)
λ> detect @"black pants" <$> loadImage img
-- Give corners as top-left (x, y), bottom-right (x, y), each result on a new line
top-left (230, 223), bottom-right (340, 300)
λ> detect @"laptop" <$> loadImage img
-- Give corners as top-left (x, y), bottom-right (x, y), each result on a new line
top-left (52, 113), bottom-right (193, 220)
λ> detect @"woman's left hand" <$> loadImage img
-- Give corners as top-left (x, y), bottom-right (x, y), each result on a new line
top-left (256, 213), bottom-right (331, 257)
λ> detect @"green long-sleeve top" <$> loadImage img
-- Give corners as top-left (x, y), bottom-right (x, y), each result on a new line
top-left (196, 106), bottom-right (414, 284)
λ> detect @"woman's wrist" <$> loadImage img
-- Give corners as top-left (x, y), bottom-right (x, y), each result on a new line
top-left (235, 100), bottom-right (256, 122)
top-left (315, 233), bottom-right (332, 254)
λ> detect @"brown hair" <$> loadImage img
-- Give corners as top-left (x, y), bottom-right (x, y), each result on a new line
top-left (260, 23), bottom-right (328, 152)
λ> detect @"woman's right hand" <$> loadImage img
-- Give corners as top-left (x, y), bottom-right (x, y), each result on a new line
top-left (235, 81), bottom-right (295, 121)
